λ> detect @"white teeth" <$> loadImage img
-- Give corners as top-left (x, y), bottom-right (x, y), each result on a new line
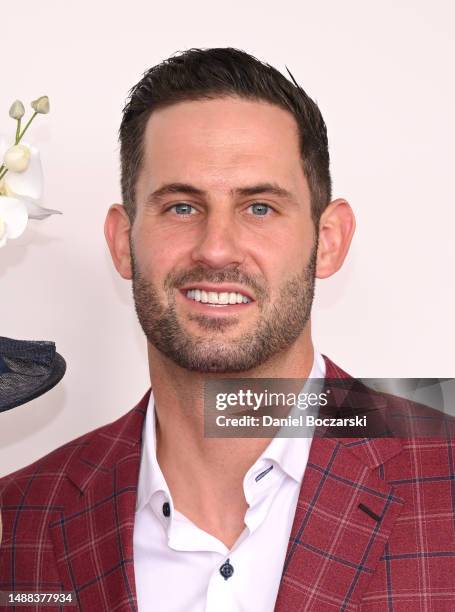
top-left (185, 289), bottom-right (251, 305)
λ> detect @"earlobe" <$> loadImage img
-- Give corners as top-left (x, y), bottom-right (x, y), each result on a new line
top-left (316, 199), bottom-right (356, 279)
top-left (104, 204), bottom-right (133, 280)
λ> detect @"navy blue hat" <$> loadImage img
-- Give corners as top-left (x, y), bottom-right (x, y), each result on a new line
top-left (0, 336), bottom-right (66, 412)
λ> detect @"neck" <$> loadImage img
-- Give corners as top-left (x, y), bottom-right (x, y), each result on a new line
top-left (148, 327), bottom-right (315, 453)
top-left (147, 328), bottom-right (315, 547)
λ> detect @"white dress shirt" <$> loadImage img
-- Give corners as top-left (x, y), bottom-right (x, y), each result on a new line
top-left (133, 352), bottom-right (326, 612)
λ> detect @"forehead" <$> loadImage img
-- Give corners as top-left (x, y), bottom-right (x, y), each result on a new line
top-left (139, 96), bottom-right (305, 192)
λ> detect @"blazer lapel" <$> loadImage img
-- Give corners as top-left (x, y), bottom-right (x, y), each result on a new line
top-left (275, 357), bottom-right (405, 611)
top-left (48, 391), bottom-right (150, 611)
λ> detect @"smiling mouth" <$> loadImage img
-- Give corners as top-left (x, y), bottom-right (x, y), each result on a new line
top-left (184, 288), bottom-right (252, 306)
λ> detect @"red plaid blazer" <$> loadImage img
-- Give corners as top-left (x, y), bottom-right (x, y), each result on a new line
top-left (1, 357), bottom-right (454, 611)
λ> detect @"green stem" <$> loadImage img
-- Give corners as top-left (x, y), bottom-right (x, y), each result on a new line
top-left (0, 167), bottom-right (8, 181)
top-left (15, 118), bottom-right (21, 144)
top-left (17, 111), bottom-right (37, 142)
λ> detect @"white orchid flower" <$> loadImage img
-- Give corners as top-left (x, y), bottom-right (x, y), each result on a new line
top-left (0, 135), bottom-right (61, 247)
top-left (0, 196), bottom-right (28, 248)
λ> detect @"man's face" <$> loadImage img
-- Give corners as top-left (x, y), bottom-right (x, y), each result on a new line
top-left (130, 96), bottom-right (317, 373)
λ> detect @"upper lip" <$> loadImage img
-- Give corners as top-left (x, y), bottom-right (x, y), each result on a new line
top-left (179, 284), bottom-right (255, 301)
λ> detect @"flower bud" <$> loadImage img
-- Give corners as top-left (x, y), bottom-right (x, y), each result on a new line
top-left (9, 100), bottom-right (25, 120)
top-left (3, 144), bottom-right (31, 173)
top-left (31, 96), bottom-right (50, 114)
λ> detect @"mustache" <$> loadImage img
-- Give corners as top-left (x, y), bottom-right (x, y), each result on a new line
top-left (163, 266), bottom-right (269, 303)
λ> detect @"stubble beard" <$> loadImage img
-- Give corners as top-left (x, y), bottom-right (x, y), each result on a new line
top-left (130, 241), bottom-right (318, 373)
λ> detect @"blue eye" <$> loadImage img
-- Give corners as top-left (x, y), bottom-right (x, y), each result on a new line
top-left (249, 203), bottom-right (271, 216)
top-left (171, 203), bottom-right (195, 215)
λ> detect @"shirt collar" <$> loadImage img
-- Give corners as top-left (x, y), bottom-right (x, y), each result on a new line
top-left (136, 392), bottom-right (169, 513)
top-left (244, 350), bottom-right (326, 486)
top-left (135, 350), bottom-right (326, 512)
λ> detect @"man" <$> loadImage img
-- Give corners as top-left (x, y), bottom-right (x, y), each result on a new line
top-left (0, 48), bottom-right (454, 611)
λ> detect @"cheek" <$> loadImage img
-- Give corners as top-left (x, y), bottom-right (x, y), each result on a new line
top-left (132, 224), bottom-right (190, 280)
top-left (254, 225), bottom-right (313, 278)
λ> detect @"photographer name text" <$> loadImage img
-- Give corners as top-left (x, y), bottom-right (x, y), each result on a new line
top-left (215, 415), bottom-right (367, 428)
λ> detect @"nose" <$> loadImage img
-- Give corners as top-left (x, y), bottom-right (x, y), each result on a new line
top-left (190, 210), bottom-right (245, 269)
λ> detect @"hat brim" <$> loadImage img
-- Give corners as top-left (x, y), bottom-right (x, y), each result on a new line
top-left (0, 352), bottom-right (66, 413)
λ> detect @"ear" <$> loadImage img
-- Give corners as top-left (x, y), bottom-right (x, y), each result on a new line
top-left (104, 204), bottom-right (133, 280)
top-left (316, 199), bottom-right (356, 279)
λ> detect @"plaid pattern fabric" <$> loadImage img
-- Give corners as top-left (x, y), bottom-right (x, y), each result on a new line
top-left (0, 357), bottom-right (454, 611)
top-left (0, 401), bottom-right (145, 611)
top-left (275, 360), bottom-right (455, 611)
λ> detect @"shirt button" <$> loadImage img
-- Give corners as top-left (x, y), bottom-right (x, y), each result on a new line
top-left (162, 501), bottom-right (171, 517)
top-left (219, 559), bottom-right (234, 581)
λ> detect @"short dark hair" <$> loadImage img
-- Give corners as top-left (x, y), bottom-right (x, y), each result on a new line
top-left (119, 47), bottom-right (331, 226)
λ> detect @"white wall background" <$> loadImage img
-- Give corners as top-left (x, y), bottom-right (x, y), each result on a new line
top-left (0, 0), bottom-right (453, 476)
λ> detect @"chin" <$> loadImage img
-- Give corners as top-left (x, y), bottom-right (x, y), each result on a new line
top-left (160, 340), bottom-right (268, 374)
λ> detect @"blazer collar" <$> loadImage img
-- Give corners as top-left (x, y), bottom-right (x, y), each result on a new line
top-left (67, 354), bottom-right (401, 493)
top-left (65, 390), bottom-right (150, 495)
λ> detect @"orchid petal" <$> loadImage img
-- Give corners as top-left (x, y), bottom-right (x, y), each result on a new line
top-left (23, 198), bottom-right (62, 220)
top-left (0, 196), bottom-right (28, 239)
top-left (4, 143), bottom-right (44, 200)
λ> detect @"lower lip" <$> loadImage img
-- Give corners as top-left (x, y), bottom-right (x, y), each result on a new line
top-left (178, 290), bottom-right (254, 314)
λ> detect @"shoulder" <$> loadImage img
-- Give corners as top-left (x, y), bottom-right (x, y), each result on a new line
top-left (0, 428), bottom-right (90, 502)
top-left (323, 355), bottom-right (455, 437)
top-left (0, 390), bottom-right (150, 504)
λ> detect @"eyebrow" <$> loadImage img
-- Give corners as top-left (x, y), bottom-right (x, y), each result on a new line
top-left (145, 182), bottom-right (298, 206)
